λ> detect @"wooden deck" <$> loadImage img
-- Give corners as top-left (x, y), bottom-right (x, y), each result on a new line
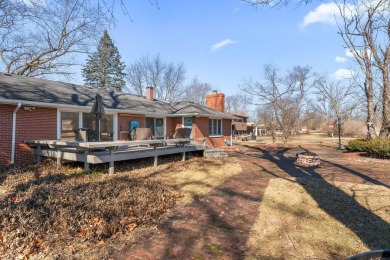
top-left (27, 138), bottom-right (206, 174)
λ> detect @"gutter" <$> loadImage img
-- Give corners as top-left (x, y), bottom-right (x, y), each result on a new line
top-left (0, 98), bottom-right (240, 120)
top-left (0, 98), bottom-right (166, 116)
top-left (11, 102), bottom-right (21, 163)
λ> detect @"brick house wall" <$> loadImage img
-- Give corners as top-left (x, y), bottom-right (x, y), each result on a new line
top-left (0, 104), bottom-right (57, 165)
top-left (192, 117), bottom-right (232, 147)
top-left (118, 114), bottom-right (145, 140)
top-left (0, 104), bottom-right (13, 165)
top-left (166, 117), bottom-right (183, 137)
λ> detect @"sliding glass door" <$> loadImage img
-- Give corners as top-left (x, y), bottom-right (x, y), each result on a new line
top-left (145, 117), bottom-right (165, 138)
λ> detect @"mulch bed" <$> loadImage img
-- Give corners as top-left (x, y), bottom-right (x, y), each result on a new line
top-left (341, 151), bottom-right (390, 164)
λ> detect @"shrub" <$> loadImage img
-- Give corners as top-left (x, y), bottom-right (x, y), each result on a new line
top-left (347, 139), bottom-right (369, 152)
top-left (347, 138), bottom-right (390, 158)
top-left (365, 138), bottom-right (390, 158)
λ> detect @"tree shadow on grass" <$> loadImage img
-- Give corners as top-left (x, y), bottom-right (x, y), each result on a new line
top-left (246, 146), bottom-right (390, 250)
top-left (321, 159), bottom-right (390, 189)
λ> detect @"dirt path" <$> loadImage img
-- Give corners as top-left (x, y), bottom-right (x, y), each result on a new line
top-left (112, 146), bottom-right (390, 259)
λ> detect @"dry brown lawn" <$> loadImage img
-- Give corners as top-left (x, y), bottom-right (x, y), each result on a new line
top-left (253, 133), bottom-right (355, 148)
top-left (245, 177), bottom-right (390, 259)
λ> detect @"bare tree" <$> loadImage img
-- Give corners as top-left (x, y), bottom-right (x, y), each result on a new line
top-left (312, 77), bottom-right (359, 119)
top-left (242, 64), bottom-right (314, 143)
top-left (225, 94), bottom-right (253, 116)
top-left (183, 77), bottom-right (212, 105)
top-left (125, 60), bottom-right (145, 95)
top-left (0, 0), bottom-right (25, 35)
top-left (144, 54), bottom-right (165, 94)
top-left (255, 104), bottom-right (277, 142)
top-left (337, 0), bottom-right (390, 138)
top-left (0, 0), bottom-right (106, 78)
top-left (241, 0), bottom-right (314, 8)
top-left (126, 54), bottom-right (187, 102)
top-left (161, 62), bottom-right (186, 102)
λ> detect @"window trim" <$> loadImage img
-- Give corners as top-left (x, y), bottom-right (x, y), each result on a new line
top-left (209, 118), bottom-right (223, 137)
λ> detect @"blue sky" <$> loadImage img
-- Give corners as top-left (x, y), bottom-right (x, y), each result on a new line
top-left (74, 0), bottom-right (355, 96)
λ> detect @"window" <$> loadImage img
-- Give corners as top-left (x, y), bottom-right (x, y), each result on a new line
top-left (60, 111), bottom-right (114, 141)
top-left (209, 119), bottom-right (222, 136)
top-left (61, 112), bottom-right (79, 140)
top-left (82, 113), bottom-right (113, 133)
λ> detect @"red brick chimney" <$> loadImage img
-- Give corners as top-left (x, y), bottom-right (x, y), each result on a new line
top-left (206, 91), bottom-right (225, 112)
top-left (146, 87), bottom-right (154, 101)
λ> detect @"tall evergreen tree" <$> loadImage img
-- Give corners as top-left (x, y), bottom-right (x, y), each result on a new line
top-left (82, 30), bottom-right (126, 91)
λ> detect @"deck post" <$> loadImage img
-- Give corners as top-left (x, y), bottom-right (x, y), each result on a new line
top-left (36, 145), bottom-right (42, 163)
top-left (109, 149), bottom-right (114, 174)
top-left (182, 152), bottom-right (186, 161)
top-left (56, 150), bottom-right (62, 170)
top-left (153, 145), bottom-right (158, 167)
top-left (84, 150), bottom-right (90, 173)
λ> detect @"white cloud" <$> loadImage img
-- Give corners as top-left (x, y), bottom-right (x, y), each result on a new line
top-left (300, 3), bottom-right (340, 27)
top-left (335, 56), bottom-right (347, 63)
top-left (332, 68), bottom-right (355, 80)
top-left (211, 39), bottom-right (236, 52)
top-left (345, 49), bottom-right (355, 58)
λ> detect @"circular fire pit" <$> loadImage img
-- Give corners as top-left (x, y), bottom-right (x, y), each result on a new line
top-left (296, 152), bottom-right (320, 167)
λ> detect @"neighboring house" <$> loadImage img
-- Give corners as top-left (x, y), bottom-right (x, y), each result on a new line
top-left (0, 73), bottom-right (236, 165)
top-left (231, 114), bottom-right (249, 136)
top-left (253, 123), bottom-right (268, 136)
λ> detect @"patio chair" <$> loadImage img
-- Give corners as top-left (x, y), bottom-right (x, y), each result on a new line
top-left (77, 128), bottom-right (90, 141)
top-left (169, 128), bottom-right (192, 139)
top-left (135, 128), bottom-right (152, 140)
top-left (168, 128), bottom-right (192, 147)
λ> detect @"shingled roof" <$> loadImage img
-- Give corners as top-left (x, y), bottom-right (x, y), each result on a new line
top-left (0, 73), bottom-right (236, 119)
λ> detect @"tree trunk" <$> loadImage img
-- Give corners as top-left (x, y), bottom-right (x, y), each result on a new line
top-left (365, 79), bottom-right (377, 139)
top-left (379, 66), bottom-right (390, 138)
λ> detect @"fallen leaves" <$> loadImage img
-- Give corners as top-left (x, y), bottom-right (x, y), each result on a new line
top-left (0, 160), bottom-right (178, 259)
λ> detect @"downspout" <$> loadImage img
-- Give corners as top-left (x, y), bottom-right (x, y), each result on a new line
top-left (11, 102), bottom-right (21, 163)
top-left (231, 120), bottom-right (233, 146)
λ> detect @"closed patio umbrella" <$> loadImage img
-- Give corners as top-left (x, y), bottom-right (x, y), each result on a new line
top-left (91, 93), bottom-right (105, 141)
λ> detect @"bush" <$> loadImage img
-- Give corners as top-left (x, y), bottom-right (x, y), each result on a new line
top-left (347, 138), bottom-right (390, 158)
top-left (365, 138), bottom-right (390, 158)
top-left (347, 139), bottom-right (369, 152)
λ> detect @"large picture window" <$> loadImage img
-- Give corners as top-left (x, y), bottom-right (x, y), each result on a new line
top-left (209, 119), bottom-right (222, 136)
top-left (60, 111), bottom-right (114, 141)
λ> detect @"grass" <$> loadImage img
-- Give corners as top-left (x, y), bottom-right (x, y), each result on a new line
top-left (170, 157), bottom-right (242, 206)
top-left (251, 133), bottom-right (355, 148)
top-left (0, 155), bottom-right (242, 259)
top-left (245, 178), bottom-right (390, 259)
